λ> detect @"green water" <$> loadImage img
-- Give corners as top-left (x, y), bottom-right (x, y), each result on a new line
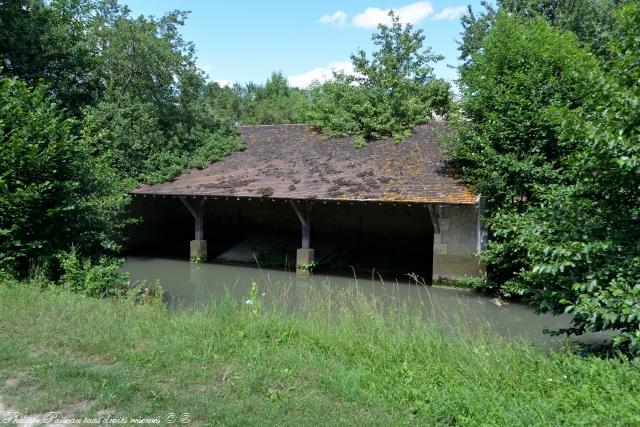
top-left (123, 257), bottom-right (608, 347)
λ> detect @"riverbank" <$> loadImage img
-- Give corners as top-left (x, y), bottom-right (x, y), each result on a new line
top-left (122, 257), bottom-right (595, 346)
top-left (1, 280), bottom-right (639, 426)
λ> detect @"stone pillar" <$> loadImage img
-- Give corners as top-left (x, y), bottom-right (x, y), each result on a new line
top-left (429, 204), bottom-right (485, 280)
top-left (190, 239), bottom-right (207, 263)
top-left (180, 197), bottom-right (207, 263)
top-left (296, 248), bottom-right (315, 275)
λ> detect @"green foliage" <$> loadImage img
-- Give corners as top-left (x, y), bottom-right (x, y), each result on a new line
top-left (432, 276), bottom-right (487, 290)
top-left (58, 248), bottom-right (129, 298)
top-left (245, 281), bottom-right (263, 314)
top-left (306, 11), bottom-right (451, 140)
top-left (296, 261), bottom-right (317, 274)
top-left (0, 0), bottom-right (101, 113)
top-left (451, 13), bottom-right (597, 208)
top-left (459, 0), bottom-right (630, 64)
top-left (236, 72), bottom-right (309, 125)
top-left (353, 135), bottom-right (367, 149)
top-left (2, 281), bottom-right (640, 423)
top-left (306, 80), bottom-right (371, 137)
top-left (0, 0), bottom-right (245, 284)
top-left (452, 3), bottom-right (640, 356)
top-left (489, 3), bottom-right (640, 355)
top-left (77, 6), bottom-right (242, 183)
top-left (201, 72), bottom-right (309, 126)
top-left (82, 92), bottom-right (242, 184)
top-left (255, 246), bottom-right (293, 269)
top-left (0, 76), bottom-right (129, 275)
top-left (448, 13), bottom-right (597, 286)
top-left (1, 0), bottom-right (243, 184)
top-left (202, 81), bottom-right (243, 122)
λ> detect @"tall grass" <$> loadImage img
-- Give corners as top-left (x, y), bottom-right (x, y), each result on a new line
top-left (0, 278), bottom-right (639, 425)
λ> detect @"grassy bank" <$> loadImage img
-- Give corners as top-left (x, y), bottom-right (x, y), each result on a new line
top-left (0, 280), bottom-right (639, 426)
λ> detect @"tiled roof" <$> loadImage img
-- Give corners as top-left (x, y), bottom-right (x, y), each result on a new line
top-left (133, 124), bottom-right (477, 205)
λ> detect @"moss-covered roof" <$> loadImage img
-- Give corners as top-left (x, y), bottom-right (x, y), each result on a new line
top-left (133, 123), bottom-right (477, 205)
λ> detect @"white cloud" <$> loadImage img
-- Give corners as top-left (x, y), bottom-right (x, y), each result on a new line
top-left (317, 10), bottom-right (348, 27)
top-left (433, 5), bottom-right (467, 21)
top-left (214, 79), bottom-right (235, 88)
top-left (352, 1), bottom-right (434, 29)
top-left (200, 64), bottom-right (215, 74)
top-left (288, 61), bottom-right (356, 88)
top-left (199, 64), bottom-right (234, 87)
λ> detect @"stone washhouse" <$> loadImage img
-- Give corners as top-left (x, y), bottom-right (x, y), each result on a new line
top-left (132, 124), bottom-right (487, 279)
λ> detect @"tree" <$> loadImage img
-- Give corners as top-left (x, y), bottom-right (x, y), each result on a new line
top-left (495, 2), bottom-right (640, 355)
top-left (1, 0), bottom-right (242, 184)
top-left (0, 0), bottom-right (103, 114)
top-left (237, 72), bottom-right (308, 125)
top-left (306, 11), bottom-right (451, 141)
top-left (448, 13), bottom-right (598, 288)
top-left (451, 2), bottom-right (640, 356)
top-left (203, 82), bottom-right (243, 123)
top-left (0, 0), bottom-right (243, 289)
top-left (0, 76), bottom-right (129, 275)
top-left (459, 0), bottom-right (630, 64)
top-left (79, 5), bottom-right (241, 183)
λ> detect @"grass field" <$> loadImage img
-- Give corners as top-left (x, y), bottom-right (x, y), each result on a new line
top-left (0, 279), bottom-right (639, 426)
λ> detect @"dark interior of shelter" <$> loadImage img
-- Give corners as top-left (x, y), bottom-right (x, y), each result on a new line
top-left (126, 196), bottom-right (434, 281)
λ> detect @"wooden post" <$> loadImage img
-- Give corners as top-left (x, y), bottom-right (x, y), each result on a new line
top-left (180, 197), bottom-right (206, 240)
top-left (195, 200), bottom-right (204, 240)
top-left (427, 204), bottom-right (440, 234)
top-left (301, 218), bottom-right (310, 249)
top-left (180, 197), bottom-right (207, 262)
top-left (290, 200), bottom-right (312, 249)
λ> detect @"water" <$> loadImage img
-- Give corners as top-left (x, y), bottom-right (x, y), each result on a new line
top-left (123, 257), bottom-right (609, 348)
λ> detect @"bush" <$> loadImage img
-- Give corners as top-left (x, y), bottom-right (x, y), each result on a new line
top-left (306, 12), bottom-right (451, 140)
top-left (498, 3), bottom-right (640, 355)
top-left (58, 248), bottom-right (129, 298)
top-left (447, 13), bottom-right (598, 288)
top-left (451, 5), bottom-right (640, 356)
top-left (256, 246), bottom-right (294, 269)
top-left (0, 76), bottom-right (129, 275)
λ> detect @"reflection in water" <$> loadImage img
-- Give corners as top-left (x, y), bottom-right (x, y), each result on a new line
top-left (123, 257), bottom-right (609, 348)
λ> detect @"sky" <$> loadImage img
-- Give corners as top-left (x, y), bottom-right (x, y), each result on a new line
top-left (123, 1), bottom-right (487, 88)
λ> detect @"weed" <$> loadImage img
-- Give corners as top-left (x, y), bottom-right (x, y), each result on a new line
top-left (0, 279), bottom-right (639, 425)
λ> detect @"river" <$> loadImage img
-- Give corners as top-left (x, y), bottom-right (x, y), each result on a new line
top-left (123, 257), bottom-right (609, 348)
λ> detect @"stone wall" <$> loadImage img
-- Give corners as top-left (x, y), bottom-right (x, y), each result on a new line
top-left (430, 203), bottom-right (485, 279)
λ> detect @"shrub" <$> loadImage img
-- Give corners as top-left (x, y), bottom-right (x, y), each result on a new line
top-left (0, 76), bottom-right (129, 275)
top-left (58, 248), bottom-right (129, 298)
top-left (451, 4), bottom-right (640, 356)
top-left (447, 13), bottom-right (598, 289)
top-left (306, 12), bottom-right (451, 140)
top-left (256, 246), bottom-right (294, 269)
top-left (500, 3), bottom-right (640, 355)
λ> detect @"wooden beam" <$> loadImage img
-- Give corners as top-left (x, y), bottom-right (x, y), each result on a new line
top-left (290, 200), bottom-right (312, 249)
top-left (180, 197), bottom-right (206, 240)
top-left (289, 200), bottom-right (306, 227)
top-left (195, 199), bottom-right (205, 240)
top-left (179, 196), bottom-right (197, 219)
top-left (427, 204), bottom-right (440, 234)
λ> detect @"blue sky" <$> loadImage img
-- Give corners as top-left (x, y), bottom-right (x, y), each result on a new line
top-left (124, 1), bottom-right (487, 88)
